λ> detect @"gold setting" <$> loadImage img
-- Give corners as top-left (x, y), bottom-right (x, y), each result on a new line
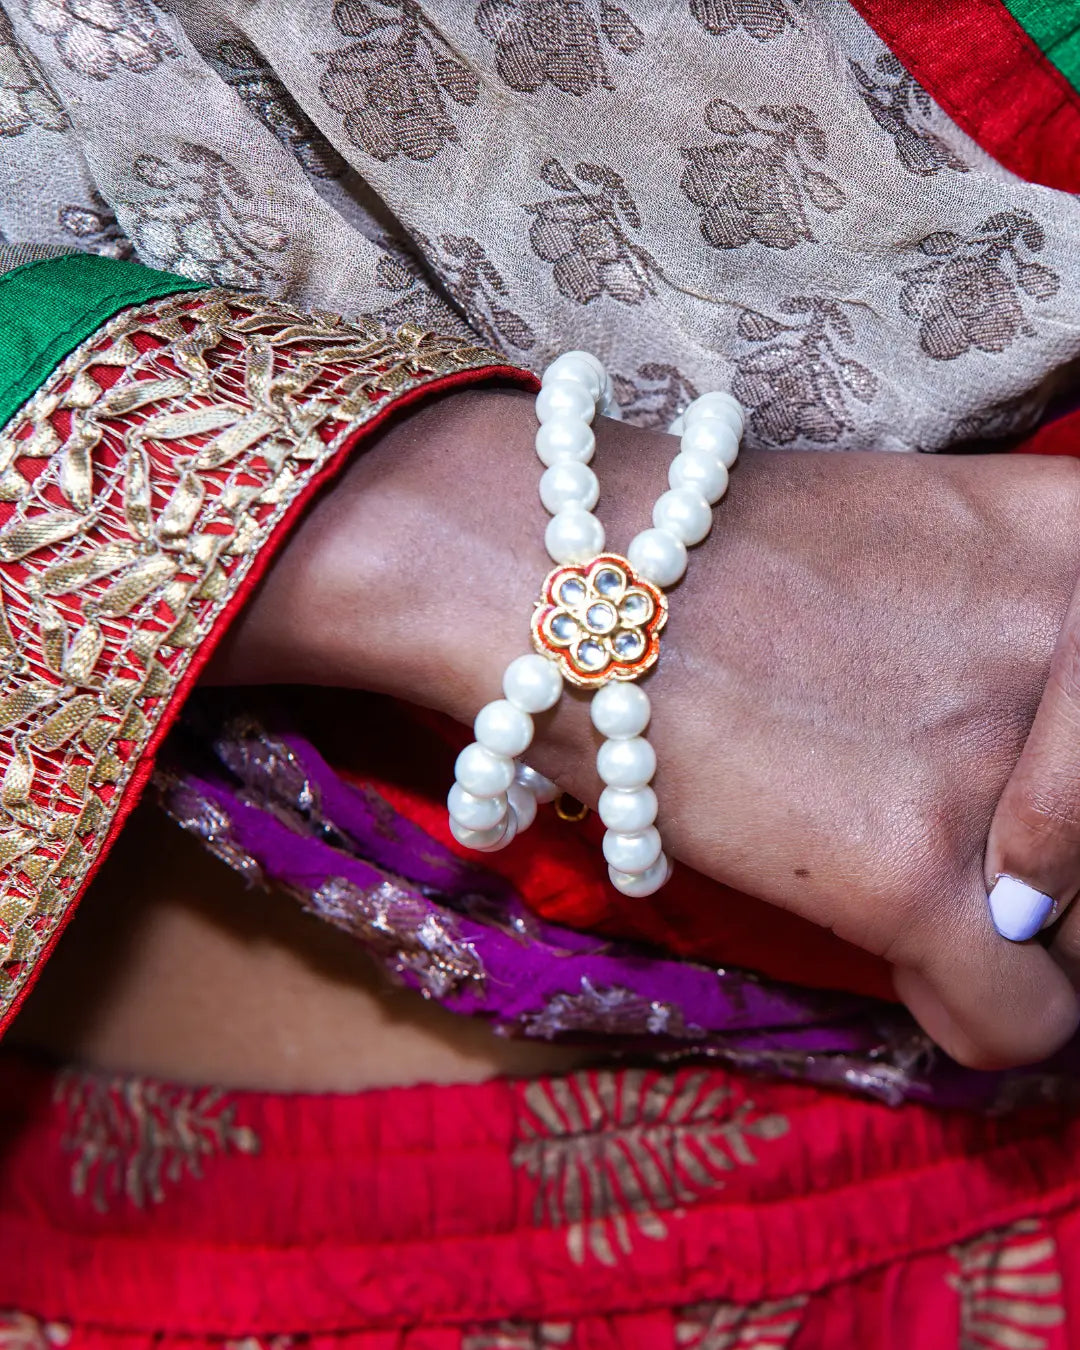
top-left (0, 288), bottom-right (505, 1030)
top-left (531, 553), bottom-right (667, 688)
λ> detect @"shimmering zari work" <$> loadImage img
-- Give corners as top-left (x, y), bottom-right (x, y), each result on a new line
top-left (0, 289), bottom-right (505, 1026)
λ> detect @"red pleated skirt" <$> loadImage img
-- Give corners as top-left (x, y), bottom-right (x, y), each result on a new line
top-left (6, 1054), bottom-right (1080, 1347)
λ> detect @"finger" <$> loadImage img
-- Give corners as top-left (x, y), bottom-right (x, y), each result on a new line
top-left (984, 588), bottom-right (1080, 941)
top-left (891, 883), bottom-right (1079, 1069)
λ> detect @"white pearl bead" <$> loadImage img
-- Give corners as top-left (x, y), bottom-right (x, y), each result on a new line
top-left (542, 352), bottom-right (604, 402)
top-left (475, 699), bottom-right (534, 757)
top-left (454, 742), bottom-right (515, 798)
top-left (598, 785), bottom-right (658, 833)
top-left (515, 762), bottom-right (559, 803)
top-left (535, 419), bottom-right (596, 467)
top-left (545, 506), bottom-right (605, 564)
top-left (602, 826), bottom-right (663, 874)
top-left (627, 527), bottom-right (687, 587)
top-left (536, 381), bottom-right (595, 425)
top-left (609, 852), bottom-right (672, 898)
top-left (590, 681), bottom-right (651, 739)
top-left (507, 781), bottom-right (538, 832)
top-left (667, 413), bottom-right (685, 437)
top-left (682, 419), bottom-right (740, 469)
top-left (503, 654), bottom-right (563, 713)
top-left (668, 451), bottom-right (729, 504)
top-left (448, 782), bottom-right (507, 831)
top-left (449, 815), bottom-right (510, 851)
top-left (474, 810), bottom-right (518, 852)
top-left (686, 391), bottom-right (744, 437)
top-left (539, 461), bottom-right (599, 514)
top-left (597, 736), bottom-right (656, 788)
top-left (652, 488), bottom-right (712, 546)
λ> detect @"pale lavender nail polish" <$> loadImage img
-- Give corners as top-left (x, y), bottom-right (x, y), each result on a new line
top-left (987, 875), bottom-right (1056, 942)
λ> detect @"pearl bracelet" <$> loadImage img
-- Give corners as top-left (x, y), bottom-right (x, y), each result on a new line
top-left (448, 351), bottom-right (743, 898)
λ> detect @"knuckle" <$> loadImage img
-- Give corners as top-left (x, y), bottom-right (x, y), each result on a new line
top-left (1008, 778), bottom-right (1080, 847)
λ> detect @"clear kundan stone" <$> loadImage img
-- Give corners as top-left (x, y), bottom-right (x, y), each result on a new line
top-left (594, 568), bottom-right (623, 598)
top-left (559, 577), bottom-right (586, 606)
top-left (619, 592), bottom-right (652, 624)
top-left (577, 639), bottom-right (606, 670)
top-left (586, 601), bottom-right (617, 633)
top-left (551, 613), bottom-right (579, 641)
top-left (613, 630), bottom-right (645, 661)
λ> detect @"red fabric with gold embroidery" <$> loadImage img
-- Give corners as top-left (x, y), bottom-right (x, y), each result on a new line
top-left (0, 1054), bottom-right (1077, 1346)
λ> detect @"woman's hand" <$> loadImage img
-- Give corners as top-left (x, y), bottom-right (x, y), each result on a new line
top-left (984, 571), bottom-right (1080, 969)
top-left (212, 387), bottom-right (1080, 1070)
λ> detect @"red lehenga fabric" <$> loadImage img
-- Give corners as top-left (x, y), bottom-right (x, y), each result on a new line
top-left (2, 1053), bottom-right (1080, 1348)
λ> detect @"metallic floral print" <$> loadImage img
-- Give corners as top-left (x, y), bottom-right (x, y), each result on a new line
top-left (899, 211), bottom-right (1061, 362)
top-left (680, 98), bottom-right (845, 252)
top-left (7, 0), bottom-right (1080, 451)
top-left (24, 0), bottom-right (177, 81)
top-left (0, 7), bottom-right (66, 135)
top-left (117, 142), bottom-right (292, 289)
top-left (525, 158), bottom-right (660, 306)
top-left (731, 296), bottom-right (878, 445)
top-left (318, 0), bottom-right (481, 163)
top-left (53, 1068), bottom-right (260, 1211)
top-left (513, 1068), bottom-right (789, 1265)
top-left (214, 39), bottom-right (348, 181)
top-left (950, 1221), bottom-right (1066, 1350)
top-left (474, 0), bottom-right (642, 96)
top-left (674, 1298), bottom-right (808, 1350)
top-left (850, 50), bottom-right (969, 179)
top-left (689, 0), bottom-right (805, 43)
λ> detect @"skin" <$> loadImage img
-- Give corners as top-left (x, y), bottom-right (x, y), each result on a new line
top-left (14, 386), bottom-right (1080, 1085)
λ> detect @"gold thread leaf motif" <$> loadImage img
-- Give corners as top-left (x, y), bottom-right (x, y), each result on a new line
top-left (674, 1297), bottom-right (808, 1350)
top-left (54, 1070), bottom-right (260, 1213)
top-left (0, 511), bottom-right (85, 562)
top-left (0, 286), bottom-right (505, 1026)
top-left (513, 1069), bottom-right (789, 1266)
top-left (122, 446), bottom-right (153, 542)
top-left (950, 1220), bottom-right (1065, 1350)
top-left (30, 696), bottom-right (101, 752)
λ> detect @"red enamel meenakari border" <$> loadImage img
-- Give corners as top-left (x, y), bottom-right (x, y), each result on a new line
top-left (0, 288), bottom-right (530, 1033)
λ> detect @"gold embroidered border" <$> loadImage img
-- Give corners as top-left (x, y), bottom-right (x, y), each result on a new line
top-left (0, 288), bottom-right (511, 1028)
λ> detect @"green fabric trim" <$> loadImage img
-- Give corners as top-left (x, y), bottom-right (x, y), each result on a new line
top-left (1004, 1), bottom-right (1080, 90)
top-left (0, 253), bottom-right (207, 432)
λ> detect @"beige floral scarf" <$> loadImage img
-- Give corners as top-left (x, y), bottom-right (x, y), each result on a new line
top-left (2, 0), bottom-right (1079, 451)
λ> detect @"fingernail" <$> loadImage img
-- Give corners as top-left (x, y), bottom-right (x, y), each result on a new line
top-left (987, 875), bottom-right (1056, 942)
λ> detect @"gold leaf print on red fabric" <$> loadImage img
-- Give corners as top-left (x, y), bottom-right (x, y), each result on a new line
top-left (949, 1220), bottom-right (1066, 1350)
top-left (0, 1315), bottom-right (70, 1350)
top-left (512, 1068), bottom-right (788, 1265)
top-left (674, 1297), bottom-right (808, 1350)
top-left (54, 1069), bottom-right (261, 1212)
top-left (461, 1323), bottom-right (574, 1349)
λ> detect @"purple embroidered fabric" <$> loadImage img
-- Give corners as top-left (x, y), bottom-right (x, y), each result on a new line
top-left (156, 701), bottom-right (1080, 1113)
